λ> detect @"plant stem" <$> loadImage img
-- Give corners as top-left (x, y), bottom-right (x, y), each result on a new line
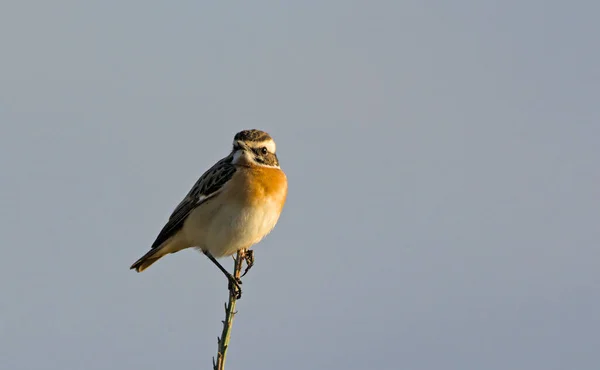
top-left (212, 250), bottom-right (245, 370)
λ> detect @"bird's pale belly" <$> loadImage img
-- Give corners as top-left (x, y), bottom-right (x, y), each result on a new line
top-left (184, 199), bottom-right (282, 258)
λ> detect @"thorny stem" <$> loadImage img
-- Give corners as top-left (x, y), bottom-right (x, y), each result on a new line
top-left (212, 249), bottom-right (247, 370)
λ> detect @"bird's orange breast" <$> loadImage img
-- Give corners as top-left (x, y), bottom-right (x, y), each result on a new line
top-left (228, 166), bottom-right (288, 211)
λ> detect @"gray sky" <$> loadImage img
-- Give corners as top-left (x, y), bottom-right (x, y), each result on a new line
top-left (1, 2), bottom-right (599, 370)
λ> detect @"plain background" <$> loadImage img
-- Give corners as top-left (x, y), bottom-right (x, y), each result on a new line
top-left (1, 2), bottom-right (599, 370)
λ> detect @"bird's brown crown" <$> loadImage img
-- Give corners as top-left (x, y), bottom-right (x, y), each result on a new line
top-left (234, 129), bottom-right (273, 143)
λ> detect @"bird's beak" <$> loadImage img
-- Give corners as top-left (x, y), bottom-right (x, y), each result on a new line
top-left (235, 140), bottom-right (250, 151)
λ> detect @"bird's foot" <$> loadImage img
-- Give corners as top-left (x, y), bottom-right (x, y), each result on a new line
top-left (228, 276), bottom-right (243, 299)
top-left (241, 250), bottom-right (255, 277)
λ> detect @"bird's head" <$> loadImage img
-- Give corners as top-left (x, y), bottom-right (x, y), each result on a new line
top-left (231, 129), bottom-right (280, 168)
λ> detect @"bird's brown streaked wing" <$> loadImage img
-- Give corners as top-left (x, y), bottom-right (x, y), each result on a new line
top-left (149, 156), bottom-right (236, 250)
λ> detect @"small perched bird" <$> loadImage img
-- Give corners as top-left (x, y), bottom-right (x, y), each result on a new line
top-left (130, 129), bottom-right (287, 296)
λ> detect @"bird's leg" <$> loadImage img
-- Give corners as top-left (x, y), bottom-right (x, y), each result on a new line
top-left (241, 249), bottom-right (254, 277)
top-left (203, 251), bottom-right (242, 299)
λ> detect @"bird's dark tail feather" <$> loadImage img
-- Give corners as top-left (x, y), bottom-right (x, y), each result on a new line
top-left (130, 248), bottom-right (162, 272)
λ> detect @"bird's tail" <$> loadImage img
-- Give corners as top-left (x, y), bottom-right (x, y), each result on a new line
top-left (130, 248), bottom-right (164, 272)
top-left (130, 235), bottom-right (187, 272)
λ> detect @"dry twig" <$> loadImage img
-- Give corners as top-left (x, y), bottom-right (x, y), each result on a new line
top-left (212, 249), bottom-right (248, 370)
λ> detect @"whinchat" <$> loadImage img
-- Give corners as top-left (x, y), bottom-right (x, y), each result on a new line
top-left (130, 129), bottom-right (287, 296)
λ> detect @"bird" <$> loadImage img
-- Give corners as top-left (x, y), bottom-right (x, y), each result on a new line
top-left (130, 129), bottom-right (287, 297)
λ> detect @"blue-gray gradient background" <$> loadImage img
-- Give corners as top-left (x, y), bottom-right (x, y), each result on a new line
top-left (1, 2), bottom-right (598, 370)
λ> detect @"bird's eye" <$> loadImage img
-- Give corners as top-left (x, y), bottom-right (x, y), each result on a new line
top-left (261, 147), bottom-right (268, 155)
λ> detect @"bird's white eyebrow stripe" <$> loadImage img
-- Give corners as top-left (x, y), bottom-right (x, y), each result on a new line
top-left (236, 139), bottom-right (276, 153)
top-left (263, 140), bottom-right (276, 153)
